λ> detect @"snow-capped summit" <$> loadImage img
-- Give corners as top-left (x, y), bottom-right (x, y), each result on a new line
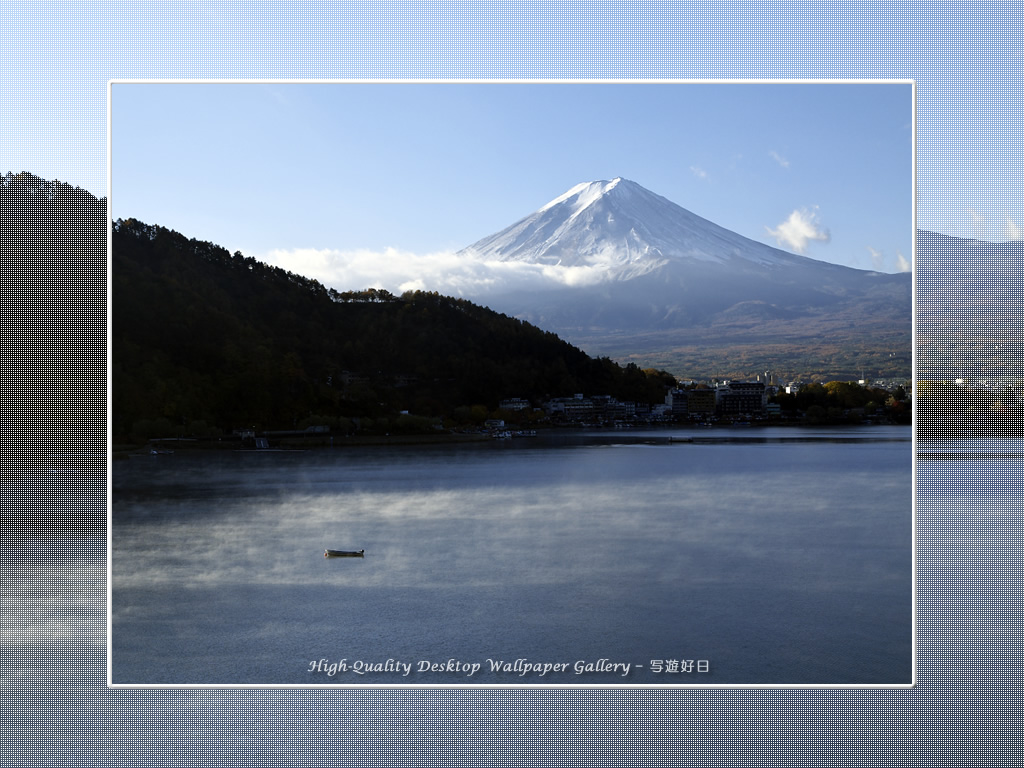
top-left (459, 177), bottom-right (812, 279)
top-left (456, 178), bottom-right (911, 379)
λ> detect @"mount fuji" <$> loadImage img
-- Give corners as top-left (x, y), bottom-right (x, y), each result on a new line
top-left (462, 177), bottom-right (815, 275)
top-left (457, 178), bottom-right (912, 380)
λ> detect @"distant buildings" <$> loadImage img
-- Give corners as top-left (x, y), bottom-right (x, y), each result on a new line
top-left (498, 398), bottom-right (531, 411)
top-left (715, 380), bottom-right (766, 418)
top-left (507, 376), bottom-right (911, 428)
top-left (666, 388), bottom-right (715, 419)
top-left (544, 393), bottom-right (595, 421)
top-left (538, 379), bottom-right (774, 426)
top-left (665, 381), bottom-right (766, 420)
top-left (542, 393), bottom-right (661, 424)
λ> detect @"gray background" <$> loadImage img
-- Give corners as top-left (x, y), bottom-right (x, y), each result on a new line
top-left (3, 3), bottom-right (1012, 765)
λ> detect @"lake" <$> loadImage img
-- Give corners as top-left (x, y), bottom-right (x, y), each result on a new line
top-left (110, 425), bottom-right (913, 686)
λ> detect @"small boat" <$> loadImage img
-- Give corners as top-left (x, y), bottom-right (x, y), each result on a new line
top-left (325, 549), bottom-right (364, 558)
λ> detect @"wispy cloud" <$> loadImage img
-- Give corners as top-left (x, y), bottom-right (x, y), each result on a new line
top-left (895, 250), bottom-right (911, 273)
top-left (769, 150), bottom-right (790, 169)
top-left (765, 207), bottom-right (830, 254)
top-left (969, 207), bottom-right (988, 241)
top-left (690, 165), bottom-right (707, 179)
top-left (868, 245), bottom-right (911, 273)
top-left (867, 246), bottom-right (884, 270)
top-left (967, 209), bottom-right (1023, 242)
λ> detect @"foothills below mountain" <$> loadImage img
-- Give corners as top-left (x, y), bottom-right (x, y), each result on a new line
top-left (2, 170), bottom-right (923, 445)
top-left (916, 229), bottom-right (1024, 382)
top-left (914, 230), bottom-right (1024, 438)
top-left (459, 178), bottom-right (912, 381)
top-left (1, 172), bottom-right (106, 459)
top-left (112, 218), bottom-right (677, 441)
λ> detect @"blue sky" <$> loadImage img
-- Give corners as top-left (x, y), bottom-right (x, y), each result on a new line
top-left (3, 2), bottom-right (1020, 265)
top-left (111, 81), bottom-right (912, 287)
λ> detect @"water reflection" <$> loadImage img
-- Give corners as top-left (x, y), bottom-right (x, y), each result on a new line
top-left (112, 426), bottom-right (913, 685)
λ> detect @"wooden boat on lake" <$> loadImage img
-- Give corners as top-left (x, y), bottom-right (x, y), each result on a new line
top-left (325, 549), bottom-right (364, 558)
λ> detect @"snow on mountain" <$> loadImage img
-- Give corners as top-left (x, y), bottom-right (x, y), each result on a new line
top-left (458, 177), bottom-right (820, 280)
top-left (455, 176), bottom-right (899, 334)
top-left (454, 178), bottom-right (912, 379)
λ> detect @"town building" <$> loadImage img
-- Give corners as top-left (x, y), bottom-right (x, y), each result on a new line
top-left (499, 398), bottom-right (531, 411)
top-left (685, 389), bottom-right (717, 417)
top-left (543, 394), bottom-right (595, 421)
top-left (666, 389), bottom-right (689, 418)
top-left (715, 380), bottom-right (766, 417)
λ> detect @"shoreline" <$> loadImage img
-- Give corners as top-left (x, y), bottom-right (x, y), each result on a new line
top-left (113, 420), bottom-right (910, 458)
top-left (111, 430), bottom-right (494, 457)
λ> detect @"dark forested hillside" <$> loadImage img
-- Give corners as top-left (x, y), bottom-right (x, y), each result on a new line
top-left (2, 171), bottom-right (107, 534)
top-left (1, 172), bottom-right (107, 460)
top-left (112, 219), bottom-right (674, 440)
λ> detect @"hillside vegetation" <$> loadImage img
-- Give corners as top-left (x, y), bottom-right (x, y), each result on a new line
top-left (112, 219), bottom-right (675, 441)
top-left (1, 172), bottom-right (106, 457)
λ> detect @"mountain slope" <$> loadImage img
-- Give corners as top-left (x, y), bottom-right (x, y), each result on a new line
top-left (460, 178), bottom-right (912, 380)
top-left (917, 229), bottom-right (1024, 381)
top-left (1, 172), bottom-right (107, 452)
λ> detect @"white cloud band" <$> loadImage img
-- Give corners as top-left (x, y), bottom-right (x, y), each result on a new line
top-left (259, 246), bottom-right (612, 298)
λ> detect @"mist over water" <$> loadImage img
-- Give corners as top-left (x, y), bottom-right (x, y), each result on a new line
top-left (111, 426), bottom-right (912, 685)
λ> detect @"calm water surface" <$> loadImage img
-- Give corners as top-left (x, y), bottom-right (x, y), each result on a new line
top-left (111, 425), bottom-right (913, 685)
